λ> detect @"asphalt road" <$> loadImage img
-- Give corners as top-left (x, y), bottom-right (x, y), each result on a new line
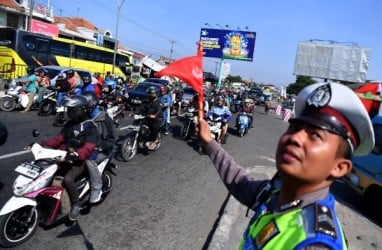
top-left (0, 106), bottom-right (381, 249)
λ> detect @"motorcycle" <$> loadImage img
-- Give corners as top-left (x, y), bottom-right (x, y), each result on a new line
top-left (179, 105), bottom-right (197, 140)
top-left (0, 138), bottom-right (116, 248)
top-left (207, 112), bottom-right (228, 144)
top-left (121, 114), bottom-right (162, 162)
top-left (236, 111), bottom-right (250, 137)
top-left (53, 104), bottom-right (67, 127)
top-left (0, 85), bottom-right (38, 112)
top-left (38, 86), bottom-right (58, 116)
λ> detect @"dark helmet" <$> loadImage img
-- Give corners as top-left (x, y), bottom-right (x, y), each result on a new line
top-left (216, 95), bottom-right (224, 103)
top-left (36, 68), bottom-right (48, 76)
top-left (147, 86), bottom-right (157, 95)
top-left (26, 66), bottom-right (35, 75)
top-left (82, 76), bottom-right (91, 85)
top-left (64, 95), bottom-right (91, 122)
top-left (81, 91), bottom-right (99, 110)
top-left (66, 69), bottom-right (75, 78)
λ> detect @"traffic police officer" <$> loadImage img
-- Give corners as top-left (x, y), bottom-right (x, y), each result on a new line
top-left (197, 82), bottom-right (374, 249)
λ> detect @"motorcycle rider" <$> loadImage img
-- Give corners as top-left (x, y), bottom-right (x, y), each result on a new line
top-left (82, 91), bottom-right (116, 204)
top-left (40, 95), bottom-right (98, 220)
top-left (20, 66), bottom-right (38, 113)
top-left (209, 95), bottom-right (232, 144)
top-left (36, 68), bottom-right (50, 105)
top-left (56, 73), bottom-right (71, 106)
top-left (138, 86), bottom-right (162, 150)
top-left (236, 98), bottom-right (255, 129)
top-left (159, 85), bottom-right (172, 135)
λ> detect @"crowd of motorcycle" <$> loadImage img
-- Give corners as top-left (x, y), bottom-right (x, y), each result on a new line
top-left (0, 69), bottom-right (261, 247)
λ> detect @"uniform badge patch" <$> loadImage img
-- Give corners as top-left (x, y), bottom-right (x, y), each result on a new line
top-left (315, 204), bottom-right (337, 238)
top-left (255, 219), bottom-right (279, 248)
top-left (306, 84), bottom-right (331, 108)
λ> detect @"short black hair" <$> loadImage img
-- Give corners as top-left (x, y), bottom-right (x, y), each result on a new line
top-left (336, 137), bottom-right (352, 160)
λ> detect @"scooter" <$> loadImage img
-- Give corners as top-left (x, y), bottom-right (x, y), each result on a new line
top-left (0, 85), bottom-right (38, 112)
top-left (0, 136), bottom-right (116, 248)
top-left (236, 111), bottom-right (250, 137)
top-left (120, 114), bottom-right (162, 162)
top-left (38, 86), bottom-right (58, 116)
top-left (207, 112), bottom-right (228, 143)
top-left (179, 105), bottom-right (197, 140)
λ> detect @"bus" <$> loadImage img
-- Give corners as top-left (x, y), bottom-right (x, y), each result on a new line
top-left (0, 27), bottom-right (132, 80)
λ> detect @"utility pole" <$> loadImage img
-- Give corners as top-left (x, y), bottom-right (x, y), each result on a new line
top-left (28, 0), bottom-right (34, 32)
top-left (214, 61), bottom-right (219, 76)
top-left (112, 0), bottom-right (126, 75)
top-left (169, 40), bottom-right (175, 60)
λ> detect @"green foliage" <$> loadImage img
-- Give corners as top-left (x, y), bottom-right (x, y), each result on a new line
top-left (286, 76), bottom-right (317, 95)
top-left (225, 75), bottom-right (242, 83)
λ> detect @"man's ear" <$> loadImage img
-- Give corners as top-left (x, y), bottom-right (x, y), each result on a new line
top-left (331, 159), bottom-right (352, 178)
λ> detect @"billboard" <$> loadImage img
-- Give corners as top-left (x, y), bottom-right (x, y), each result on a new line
top-left (31, 19), bottom-right (59, 37)
top-left (200, 28), bottom-right (256, 61)
top-left (293, 40), bottom-right (371, 83)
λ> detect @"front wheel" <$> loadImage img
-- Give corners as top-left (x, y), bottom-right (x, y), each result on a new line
top-left (99, 171), bottom-right (113, 202)
top-left (0, 206), bottom-right (39, 248)
top-left (53, 112), bottom-right (66, 127)
top-left (121, 134), bottom-right (138, 161)
top-left (0, 97), bottom-right (16, 112)
top-left (180, 122), bottom-right (190, 140)
top-left (38, 100), bottom-right (55, 116)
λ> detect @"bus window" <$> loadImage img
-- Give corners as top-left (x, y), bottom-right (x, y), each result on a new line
top-left (23, 35), bottom-right (36, 51)
top-left (50, 40), bottom-right (70, 57)
top-left (36, 38), bottom-right (49, 53)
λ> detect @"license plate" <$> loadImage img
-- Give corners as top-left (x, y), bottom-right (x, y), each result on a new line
top-left (15, 163), bottom-right (44, 179)
top-left (349, 173), bottom-right (359, 187)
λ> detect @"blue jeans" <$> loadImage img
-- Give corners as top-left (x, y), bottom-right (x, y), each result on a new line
top-left (57, 92), bottom-right (68, 106)
top-left (161, 108), bottom-right (169, 131)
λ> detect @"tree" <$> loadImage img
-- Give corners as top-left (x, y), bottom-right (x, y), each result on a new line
top-left (286, 76), bottom-right (316, 95)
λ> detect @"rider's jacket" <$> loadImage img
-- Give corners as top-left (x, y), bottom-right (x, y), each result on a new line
top-left (41, 119), bottom-right (98, 161)
top-left (209, 105), bottom-right (232, 121)
top-left (140, 97), bottom-right (162, 119)
top-left (240, 189), bottom-right (347, 250)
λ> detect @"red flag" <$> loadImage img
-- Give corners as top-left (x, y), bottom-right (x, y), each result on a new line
top-left (354, 82), bottom-right (381, 115)
top-left (156, 44), bottom-right (204, 116)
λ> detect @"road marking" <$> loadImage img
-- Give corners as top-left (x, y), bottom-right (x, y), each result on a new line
top-left (0, 149), bottom-right (29, 160)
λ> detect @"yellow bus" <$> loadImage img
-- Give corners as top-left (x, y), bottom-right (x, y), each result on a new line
top-left (0, 27), bottom-right (132, 80)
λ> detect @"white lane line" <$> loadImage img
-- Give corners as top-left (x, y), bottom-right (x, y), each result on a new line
top-left (0, 149), bottom-right (30, 160)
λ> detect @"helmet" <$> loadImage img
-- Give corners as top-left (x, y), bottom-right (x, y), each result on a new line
top-left (64, 95), bottom-right (91, 122)
top-left (82, 76), bottom-right (91, 85)
top-left (217, 96), bottom-right (224, 103)
top-left (147, 86), bottom-right (157, 95)
top-left (26, 66), bottom-right (35, 75)
top-left (66, 69), bottom-right (75, 78)
top-left (82, 91), bottom-right (99, 110)
top-left (160, 85), bottom-right (167, 93)
top-left (36, 68), bottom-right (48, 76)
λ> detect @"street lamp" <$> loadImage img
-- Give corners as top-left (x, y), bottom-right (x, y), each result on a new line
top-left (112, 0), bottom-right (126, 75)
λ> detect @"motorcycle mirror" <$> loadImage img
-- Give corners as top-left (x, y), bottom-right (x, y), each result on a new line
top-left (32, 129), bottom-right (40, 138)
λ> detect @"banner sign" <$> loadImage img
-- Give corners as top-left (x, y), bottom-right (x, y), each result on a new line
top-left (200, 28), bottom-right (256, 61)
top-left (31, 19), bottom-right (58, 37)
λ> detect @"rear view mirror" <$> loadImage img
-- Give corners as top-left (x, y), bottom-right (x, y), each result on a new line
top-left (32, 129), bottom-right (40, 138)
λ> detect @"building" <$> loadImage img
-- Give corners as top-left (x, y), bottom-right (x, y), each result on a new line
top-left (0, 0), bottom-right (146, 66)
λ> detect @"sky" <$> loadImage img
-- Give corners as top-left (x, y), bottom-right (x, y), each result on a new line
top-left (43, 0), bottom-right (381, 86)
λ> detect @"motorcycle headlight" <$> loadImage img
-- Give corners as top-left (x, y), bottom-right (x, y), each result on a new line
top-left (140, 125), bottom-right (149, 135)
top-left (13, 179), bottom-right (30, 196)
